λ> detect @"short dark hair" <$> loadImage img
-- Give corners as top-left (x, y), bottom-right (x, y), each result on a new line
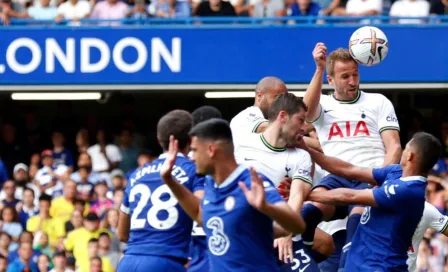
top-left (157, 110), bottom-right (192, 151)
top-left (189, 118), bottom-right (233, 143)
top-left (192, 106), bottom-right (223, 126)
top-left (268, 93), bottom-right (308, 121)
top-left (74, 199), bottom-right (86, 206)
top-left (410, 132), bottom-right (442, 174)
top-left (39, 194), bottom-right (52, 203)
top-left (88, 238), bottom-right (99, 244)
top-left (23, 188), bottom-right (35, 197)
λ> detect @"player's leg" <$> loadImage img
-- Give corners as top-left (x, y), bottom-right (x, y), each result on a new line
top-left (318, 230), bottom-right (347, 272)
top-left (279, 239), bottom-right (321, 272)
top-left (337, 182), bottom-right (369, 271)
top-left (118, 255), bottom-right (187, 272)
top-left (301, 175), bottom-right (348, 250)
top-left (309, 228), bottom-right (335, 263)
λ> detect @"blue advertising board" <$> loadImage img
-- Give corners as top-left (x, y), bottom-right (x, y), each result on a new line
top-left (0, 24), bottom-right (447, 84)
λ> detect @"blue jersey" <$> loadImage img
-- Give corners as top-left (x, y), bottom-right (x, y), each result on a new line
top-left (201, 165), bottom-right (284, 272)
top-left (121, 153), bottom-right (205, 260)
top-left (346, 164), bottom-right (426, 271)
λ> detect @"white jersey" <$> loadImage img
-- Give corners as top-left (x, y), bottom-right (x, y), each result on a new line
top-left (230, 106), bottom-right (267, 151)
top-left (310, 91), bottom-right (400, 168)
top-left (235, 133), bottom-right (313, 186)
top-left (407, 202), bottom-right (448, 272)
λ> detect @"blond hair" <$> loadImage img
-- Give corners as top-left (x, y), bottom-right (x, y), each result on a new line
top-left (326, 48), bottom-right (356, 76)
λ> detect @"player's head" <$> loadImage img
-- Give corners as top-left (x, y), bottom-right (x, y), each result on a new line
top-left (255, 76), bottom-right (288, 118)
top-left (192, 106), bottom-right (223, 126)
top-left (401, 132), bottom-right (442, 175)
top-left (189, 118), bottom-right (233, 175)
top-left (326, 48), bottom-right (360, 101)
top-left (157, 110), bottom-right (193, 153)
top-left (268, 93), bottom-right (307, 145)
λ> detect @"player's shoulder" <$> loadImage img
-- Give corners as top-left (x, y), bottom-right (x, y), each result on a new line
top-left (361, 91), bottom-right (392, 106)
top-left (290, 147), bottom-right (311, 161)
top-left (423, 201), bottom-right (442, 218)
top-left (231, 106), bottom-right (264, 125)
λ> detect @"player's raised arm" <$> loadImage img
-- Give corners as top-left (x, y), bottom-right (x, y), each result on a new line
top-left (240, 167), bottom-right (306, 234)
top-left (378, 96), bottom-right (402, 166)
top-left (308, 188), bottom-right (378, 207)
top-left (304, 43), bottom-right (327, 122)
top-left (297, 136), bottom-right (377, 185)
top-left (161, 136), bottom-right (203, 225)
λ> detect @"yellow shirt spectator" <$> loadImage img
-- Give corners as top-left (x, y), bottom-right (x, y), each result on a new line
top-left (50, 196), bottom-right (89, 222)
top-left (78, 256), bottom-right (114, 272)
top-left (27, 215), bottom-right (65, 247)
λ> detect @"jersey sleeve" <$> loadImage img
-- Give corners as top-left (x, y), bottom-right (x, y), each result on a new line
top-left (377, 95), bottom-right (400, 133)
top-left (120, 179), bottom-right (131, 214)
top-left (291, 150), bottom-right (313, 185)
top-left (426, 203), bottom-right (448, 233)
top-left (372, 182), bottom-right (405, 211)
top-left (372, 165), bottom-right (401, 186)
top-left (259, 174), bottom-right (284, 204)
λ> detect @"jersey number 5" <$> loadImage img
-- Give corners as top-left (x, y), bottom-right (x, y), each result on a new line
top-left (129, 184), bottom-right (178, 230)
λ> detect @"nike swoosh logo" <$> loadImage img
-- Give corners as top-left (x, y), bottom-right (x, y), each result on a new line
top-left (323, 110), bottom-right (333, 113)
top-left (299, 264), bottom-right (310, 272)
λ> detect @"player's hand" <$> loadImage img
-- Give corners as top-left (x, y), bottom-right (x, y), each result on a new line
top-left (295, 135), bottom-right (308, 151)
top-left (274, 234), bottom-right (294, 263)
top-left (239, 167), bottom-right (267, 212)
top-left (313, 43), bottom-right (327, 70)
top-left (160, 135), bottom-right (178, 180)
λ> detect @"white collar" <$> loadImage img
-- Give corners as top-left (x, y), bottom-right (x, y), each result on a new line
top-left (214, 165), bottom-right (247, 189)
top-left (158, 152), bottom-right (185, 159)
top-left (400, 176), bottom-right (427, 183)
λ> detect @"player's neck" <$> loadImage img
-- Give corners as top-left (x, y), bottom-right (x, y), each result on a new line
top-left (213, 158), bottom-right (238, 186)
top-left (262, 126), bottom-right (287, 148)
top-left (402, 167), bottom-right (426, 178)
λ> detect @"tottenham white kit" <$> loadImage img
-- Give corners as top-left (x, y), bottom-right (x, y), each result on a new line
top-left (235, 133), bottom-right (313, 186)
top-left (230, 106), bottom-right (267, 151)
top-left (309, 91), bottom-right (400, 169)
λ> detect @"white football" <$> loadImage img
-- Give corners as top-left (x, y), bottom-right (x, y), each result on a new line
top-left (349, 26), bottom-right (389, 67)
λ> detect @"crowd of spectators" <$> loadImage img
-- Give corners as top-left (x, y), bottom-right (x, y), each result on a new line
top-left (0, 0), bottom-right (447, 25)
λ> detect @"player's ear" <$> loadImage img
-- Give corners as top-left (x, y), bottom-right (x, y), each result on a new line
top-left (278, 111), bottom-right (288, 123)
top-left (207, 143), bottom-right (215, 158)
top-left (327, 75), bottom-right (333, 86)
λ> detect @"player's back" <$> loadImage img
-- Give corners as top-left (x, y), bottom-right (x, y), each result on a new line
top-left (230, 106), bottom-right (267, 150)
top-left (347, 165), bottom-right (426, 271)
top-left (235, 133), bottom-right (312, 186)
top-left (123, 154), bottom-right (202, 261)
top-left (312, 91), bottom-right (400, 168)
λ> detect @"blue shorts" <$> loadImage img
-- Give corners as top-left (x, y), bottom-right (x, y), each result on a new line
top-left (279, 240), bottom-right (320, 272)
top-left (118, 255), bottom-right (186, 272)
top-left (314, 174), bottom-right (370, 191)
top-left (188, 237), bottom-right (209, 272)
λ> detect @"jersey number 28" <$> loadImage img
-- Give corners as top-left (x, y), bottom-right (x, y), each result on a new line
top-left (129, 184), bottom-right (178, 230)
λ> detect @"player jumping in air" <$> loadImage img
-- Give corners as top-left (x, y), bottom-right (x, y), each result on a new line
top-left (299, 131), bottom-right (442, 271)
top-left (161, 119), bottom-right (305, 271)
top-left (234, 93), bottom-right (333, 271)
top-left (301, 43), bottom-right (402, 271)
top-left (117, 110), bottom-right (205, 272)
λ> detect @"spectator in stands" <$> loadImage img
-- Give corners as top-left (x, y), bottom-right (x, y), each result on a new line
top-left (155, 0), bottom-right (190, 17)
top-left (70, 153), bottom-right (102, 185)
top-left (98, 232), bottom-right (119, 270)
top-left (0, 233), bottom-right (11, 258)
top-left (0, 255), bottom-right (6, 272)
top-left (52, 131), bottom-right (74, 172)
top-left (430, 0), bottom-right (448, 14)
top-left (249, 0), bottom-right (285, 20)
top-left (27, 194), bottom-right (65, 249)
top-left (4, 0), bottom-right (58, 20)
top-left (331, 0), bottom-right (381, 18)
top-left (125, 149), bottom-right (155, 180)
top-left (34, 150), bottom-right (66, 198)
top-left (33, 233), bottom-right (51, 259)
top-left (4, 163), bottom-right (40, 205)
top-left (75, 166), bottom-right (95, 202)
top-left (29, 154), bottom-right (40, 181)
top-left (87, 129), bottom-right (122, 180)
top-left (102, 209), bottom-right (124, 253)
top-left (90, 181), bottom-right (113, 219)
top-left (64, 209), bottom-right (83, 235)
top-left (287, 0), bottom-right (320, 22)
top-left (8, 231), bottom-right (38, 264)
top-left (16, 188), bottom-right (39, 229)
top-left (90, 0), bottom-right (129, 26)
top-left (89, 256), bottom-right (102, 272)
top-left (126, 0), bottom-right (150, 19)
top-left (0, 123), bottom-right (26, 178)
top-left (49, 250), bottom-right (72, 272)
top-left (0, 180), bottom-right (19, 208)
top-left (196, 0), bottom-right (236, 16)
top-left (110, 170), bottom-right (124, 192)
top-left (63, 213), bottom-right (110, 272)
top-left (50, 180), bottom-right (85, 222)
top-left (55, 0), bottom-right (91, 25)
top-left (0, 159), bottom-right (7, 186)
top-left (37, 254), bottom-right (50, 272)
top-left (0, 206), bottom-right (22, 251)
top-left (111, 189), bottom-right (123, 209)
top-left (389, 0), bottom-right (430, 24)
top-left (75, 129), bottom-right (89, 156)
top-left (6, 242), bottom-right (38, 272)
top-left (81, 238), bottom-right (113, 272)
top-left (118, 128), bottom-right (138, 174)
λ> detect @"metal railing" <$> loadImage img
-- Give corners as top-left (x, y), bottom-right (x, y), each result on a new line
top-left (3, 15), bottom-right (448, 27)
